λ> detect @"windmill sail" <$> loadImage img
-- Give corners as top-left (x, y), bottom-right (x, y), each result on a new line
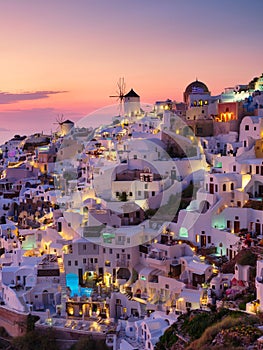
top-left (109, 77), bottom-right (126, 115)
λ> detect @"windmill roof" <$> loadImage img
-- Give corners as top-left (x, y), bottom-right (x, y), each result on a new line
top-left (62, 119), bottom-right (74, 124)
top-left (124, 89), bottom-right (140, 98)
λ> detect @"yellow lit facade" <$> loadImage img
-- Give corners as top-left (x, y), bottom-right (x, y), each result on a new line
top-left (255, 139), bottom-right (263, 158)
top-left (215, 112), bottom-right (235, 122)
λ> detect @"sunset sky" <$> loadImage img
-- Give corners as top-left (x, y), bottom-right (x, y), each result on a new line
top-left (0, 0), bottom-right (263, 143)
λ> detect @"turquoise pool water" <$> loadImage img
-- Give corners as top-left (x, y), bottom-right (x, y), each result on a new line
top-left (66, 273), bottom-right (92, 297)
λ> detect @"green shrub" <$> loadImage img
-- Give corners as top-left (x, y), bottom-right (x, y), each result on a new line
top-left (0, 326), bottom-right (9, 337)
top-left (186, 316), bottom-right (240, 349)
top-left (181, 309), bottom-right (230, 341)
top-left (236, 250), bottom-right (257, 266)
top-left (155, 324), bottom-right (178, 350)
top-left (69, 336), bottom-right (109, 350)
top-left (12, 329), bottom-right (59, 350)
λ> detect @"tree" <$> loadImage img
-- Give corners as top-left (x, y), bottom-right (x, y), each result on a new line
top-left (69, 336), bottom-right (109, 350)
top-left (26, 314), bottom-right (39, 332)
top-left (236, 249), bottom-right (257, 266)
top-left (155, 325), bottom-right (178, 350)
top-left (12, 329), bottom-right (59, 350)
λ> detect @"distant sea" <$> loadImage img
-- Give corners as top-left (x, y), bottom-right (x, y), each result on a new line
top-left (0, 103), bottom-right (153, 147)
top-left (0, 128), bottom-right (35, 146)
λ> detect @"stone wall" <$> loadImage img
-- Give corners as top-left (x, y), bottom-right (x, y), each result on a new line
top-left (0, 305), bottom-right (28, 337)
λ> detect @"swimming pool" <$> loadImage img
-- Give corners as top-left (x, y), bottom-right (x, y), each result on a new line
top-left (66, 273), bottom-right (93, 297)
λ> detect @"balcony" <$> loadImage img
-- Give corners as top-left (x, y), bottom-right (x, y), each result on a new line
top-left (38, 262), bottom-right (59, 270)
top-left (116, 260), bottom-right (129, 268)
top-left (146, 255), bottom-right (167, 266)
top-left (84, 263), bottom-right (97, 271)
top-left (36, 277), bottom-right (60, 285)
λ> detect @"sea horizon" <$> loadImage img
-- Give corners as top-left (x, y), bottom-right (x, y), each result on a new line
top-left (0, 103), bottom-right (153, 147)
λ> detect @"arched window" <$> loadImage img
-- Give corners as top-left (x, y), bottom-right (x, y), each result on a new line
top-left (230, 183), bottom-right (234, 191)
top-left (223, 184), bottom-right (227, 191)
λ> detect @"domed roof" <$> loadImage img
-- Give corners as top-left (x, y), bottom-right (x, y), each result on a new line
top-left (184, 79), bottom-right (209, 95)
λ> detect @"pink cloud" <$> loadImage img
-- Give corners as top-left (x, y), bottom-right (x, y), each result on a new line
top-left (0, 90), bottom-right (67, 104)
